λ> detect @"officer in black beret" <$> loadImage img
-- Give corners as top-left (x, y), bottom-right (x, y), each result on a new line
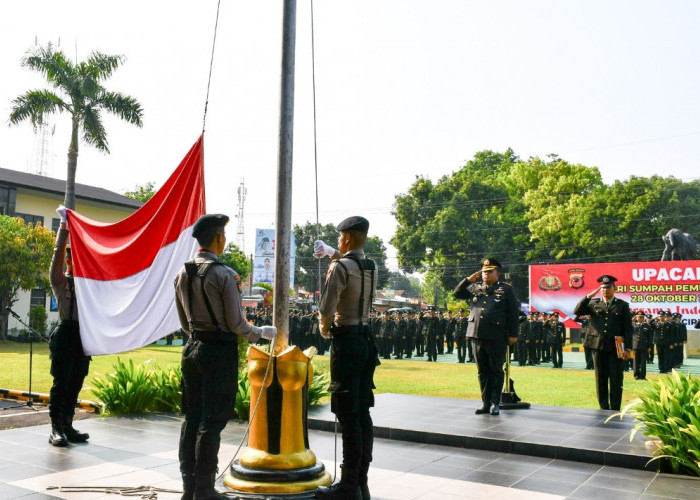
top-left (574, 275), bottom-right (633, 411)
top-left (175, 213), bottom-right (276, 499)
top-left (313, 216), bottom-right (379, 500)
top-left (454, 257), bottom-right (519, 416)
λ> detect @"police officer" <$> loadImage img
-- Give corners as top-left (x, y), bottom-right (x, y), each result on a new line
top-left (655, 311), bottom-right (672, 373)
top-left (574, 275), bottom-right (633, 411)
top-left (547, 312), bottom-right (565, 368)
top-left (632, 310), bottom-right (649, 380)
top-left (48, 205), bottom-right (91, 447)
top-left (174, 214), bottom-right (276, 500)
top-left (454, 258), bottom-right (519, 416)
top-left (313, 216), bottom-right (380, 500)
top-left (425, 307), bottom-right (440, 362)
top-left (455, 308), bottom-right (468, 363)
top-left (577, 315), bottom-right (594, 370)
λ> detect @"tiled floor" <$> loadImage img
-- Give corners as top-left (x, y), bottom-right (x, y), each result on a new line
top-left (1, 408), bottom-right (700, 499)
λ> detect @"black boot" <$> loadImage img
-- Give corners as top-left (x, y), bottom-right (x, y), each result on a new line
top-left (181, 473), bottom-right (195, 500)
top-left (316, 466), bottom-right (361, 500)
top-left (359, 462), bottom-right (371, 500)
top-left (49, 418), bottom-right (68, 447)
top-left (193, 473), bottom-right (226, 500)
top-left (63, 415), bottom-right (89, 442)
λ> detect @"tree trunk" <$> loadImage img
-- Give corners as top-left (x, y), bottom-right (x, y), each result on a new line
top-left (64, 117), bottom-right (80, 210)
top-left (0, 297), bottom-right (8, 341)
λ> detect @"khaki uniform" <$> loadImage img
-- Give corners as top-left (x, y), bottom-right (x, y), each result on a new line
top-left (48, 227), bottom-right (90, 421)
top-left (174, 250), bottom-right (260, 477)
top-left (318, 248), bottom-right (379, 488)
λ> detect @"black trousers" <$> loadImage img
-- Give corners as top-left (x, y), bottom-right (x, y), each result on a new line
top-left (49, 321), bottom-right (90, 419)
top-left (633, 349), bottom-right (647, 379)
top-left (330, 331), bottom-right (378, 474)
top-left (426, 333), bottom-right (437, 361)
top-left (550, 343), bottom-right (563, 367)
top-left (471, 338), bottom-right (506, 407)
top-left (456, 336), bottom-right (467, 362)
top-left (517, 340), bottom-right (527, 365)
top-left (180, 338), bottom-right (238, 475)
top-left (592, 350), bottom-right (625, 411)
top-left (584, 346), bottom-right (594, 369)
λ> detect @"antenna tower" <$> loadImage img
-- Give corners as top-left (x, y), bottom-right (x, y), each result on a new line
top-left (236, 178), bottom-right (247, 252)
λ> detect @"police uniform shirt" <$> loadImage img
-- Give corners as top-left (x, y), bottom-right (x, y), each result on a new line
top-left (573, 296), bottom-right (633, 352)
top-left (318, 248), bottom-right (377, 334)
top-left (174, 250), bottom-right (260, 342)
top-left (453, 278), bottom-right (519, 342)
top-left (50, 227), bottom-right (78, 322)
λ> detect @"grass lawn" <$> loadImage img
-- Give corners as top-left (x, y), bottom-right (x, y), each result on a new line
top-left (0, 340), bottom-right (666, 409)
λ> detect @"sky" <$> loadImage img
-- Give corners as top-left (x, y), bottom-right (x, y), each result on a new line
top-left (2, 1), bottom-right (700, 273)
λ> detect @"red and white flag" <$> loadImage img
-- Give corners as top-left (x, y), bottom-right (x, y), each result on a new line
top-left (67, 136), bottom-right (206, 355)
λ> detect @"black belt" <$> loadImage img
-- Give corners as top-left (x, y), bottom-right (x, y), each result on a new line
top-left (331, 325), bottom-right (370, 337)
top-left (59, 319), bottom-right (79, 327)
top-left (191, 330), bottom-right (235, 343)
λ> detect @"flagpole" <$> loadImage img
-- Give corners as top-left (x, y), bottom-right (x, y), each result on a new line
top-left (272, 0), bottom-right (296, 354)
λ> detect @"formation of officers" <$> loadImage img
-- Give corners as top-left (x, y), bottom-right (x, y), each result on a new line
top-left (243, 305), bottom-right (688, 376)
top-left (242, 305), bottom-right (689, 375)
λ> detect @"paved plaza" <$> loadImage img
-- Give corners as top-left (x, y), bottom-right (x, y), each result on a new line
top-left (1, 393), bottom-right (700, 499)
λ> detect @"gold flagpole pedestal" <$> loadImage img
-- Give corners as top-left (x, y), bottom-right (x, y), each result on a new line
top-left (221, 344), bottom-right (331, 498)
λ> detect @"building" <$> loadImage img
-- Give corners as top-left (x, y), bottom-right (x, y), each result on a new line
top-left (0, 167), bottom-right (142, 335)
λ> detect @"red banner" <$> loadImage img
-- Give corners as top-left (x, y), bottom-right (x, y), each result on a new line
top-left (529, 261), bottom-right (700, 329)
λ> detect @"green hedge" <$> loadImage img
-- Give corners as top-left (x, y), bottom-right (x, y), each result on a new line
top-left (91, 357), bottom-right (329, 420)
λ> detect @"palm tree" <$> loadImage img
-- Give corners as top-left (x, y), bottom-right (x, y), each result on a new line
top-left (8, 44), bottom-right (143, 209)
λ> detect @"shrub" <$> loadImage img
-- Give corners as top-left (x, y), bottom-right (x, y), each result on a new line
top-left (609, 369), bottom-right (700, 476)
top-left (91, 358), bottom-right (158, 415)
top-left (151, 364), bottom-right (183, 413)
top-left (29, 305), bottom-right (47, 337)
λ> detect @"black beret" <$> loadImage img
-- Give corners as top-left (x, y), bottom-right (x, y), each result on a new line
top-left (192, 214), bottom-right (229, 238)
top-left (480, 257), bottom-right (501, 271)
top-left (336, 216), bottom-right (369, 233)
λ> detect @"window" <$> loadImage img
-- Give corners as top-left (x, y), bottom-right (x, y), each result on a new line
top-left (52, 217), bottom-right (60, 233)
top-left (30, 289), bottom-right (46, 308)
top-left (0, 185), bottom-right (16, 216)
top-left (15, 213), bottom-right (44, 226)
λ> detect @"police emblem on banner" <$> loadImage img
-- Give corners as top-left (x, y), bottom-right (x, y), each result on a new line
top-left (568, 268), bottom-right (585, 289)
top-left (538, 275), bottom-right (562, 291)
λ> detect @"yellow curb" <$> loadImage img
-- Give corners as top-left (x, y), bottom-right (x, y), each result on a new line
top-left (0, 388), bottom-right (101, 413)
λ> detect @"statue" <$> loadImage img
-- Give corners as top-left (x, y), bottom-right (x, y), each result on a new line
top-left (661, 229), bottom-right (699, 261)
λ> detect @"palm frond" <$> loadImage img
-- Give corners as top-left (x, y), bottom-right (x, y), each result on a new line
top-left (81, 105), bottom-right (109, 152)
top-left (8, 90), bottom-right (68, 127)
top-left (21, 46), bottom-right (76, 92)
top-left (83, 51), bottom-right (125, 81)
top-left (98, 92), bottom-right (144, 126)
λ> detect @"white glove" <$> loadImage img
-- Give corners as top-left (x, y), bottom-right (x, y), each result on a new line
top-left (56, 205), bottom-right (68, 224)
top-left (260, 325), bottom-right (277, 341)
top-left (313, 240), bottom-right (336, 259)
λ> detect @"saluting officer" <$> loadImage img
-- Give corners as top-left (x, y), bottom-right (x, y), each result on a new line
top-left (454, 258), bottom-right (519, 416)
top-left (313, 216), bottom-right (380, 500)
top-left (174, 214), bottom-right (276, 500)
top-left (574, 275), bottom-right (633, 411)
top-left (632, 310), bottom-right (649, 380)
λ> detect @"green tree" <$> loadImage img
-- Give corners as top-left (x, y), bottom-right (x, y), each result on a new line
top-left (220, 242), bottom-right (250, 282)
top-left (124, 182), bottom-right (156, 203)
top-left (385, 271), bottom-right (422, 298)
top-left (292, 222), bottom-right (389, 293)
top-left (0, 216), bottom-right (55, 341)
top-left (8, 44), bottom-right (143, 209)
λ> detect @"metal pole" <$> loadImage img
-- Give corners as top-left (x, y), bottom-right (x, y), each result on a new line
top-left (273, 0), bottom-right (296, 353)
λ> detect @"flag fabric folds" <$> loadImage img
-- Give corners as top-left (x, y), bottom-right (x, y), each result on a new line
top-left (67, 136), bottom-right (206, 355)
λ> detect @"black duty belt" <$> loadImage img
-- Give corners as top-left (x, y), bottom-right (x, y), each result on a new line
top-left (59, 320), bottom-right (79, 327)
top-left (191, 330), bottom-right (235, 343)
top-left (331, 325), bottom-right (370, 337)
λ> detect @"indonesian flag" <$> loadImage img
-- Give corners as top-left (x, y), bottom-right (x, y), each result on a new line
top-left (67, 136), bottom-right (206, 355)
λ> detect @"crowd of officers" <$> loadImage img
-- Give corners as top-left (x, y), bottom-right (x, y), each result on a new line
top-left (579, 310), bottom-right (688, 380)
top-left (239, 307), bottom-right (688, 377)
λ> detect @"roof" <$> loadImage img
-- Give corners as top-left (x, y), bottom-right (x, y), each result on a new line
top-left (0, 166), bottom-right (142, 209)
